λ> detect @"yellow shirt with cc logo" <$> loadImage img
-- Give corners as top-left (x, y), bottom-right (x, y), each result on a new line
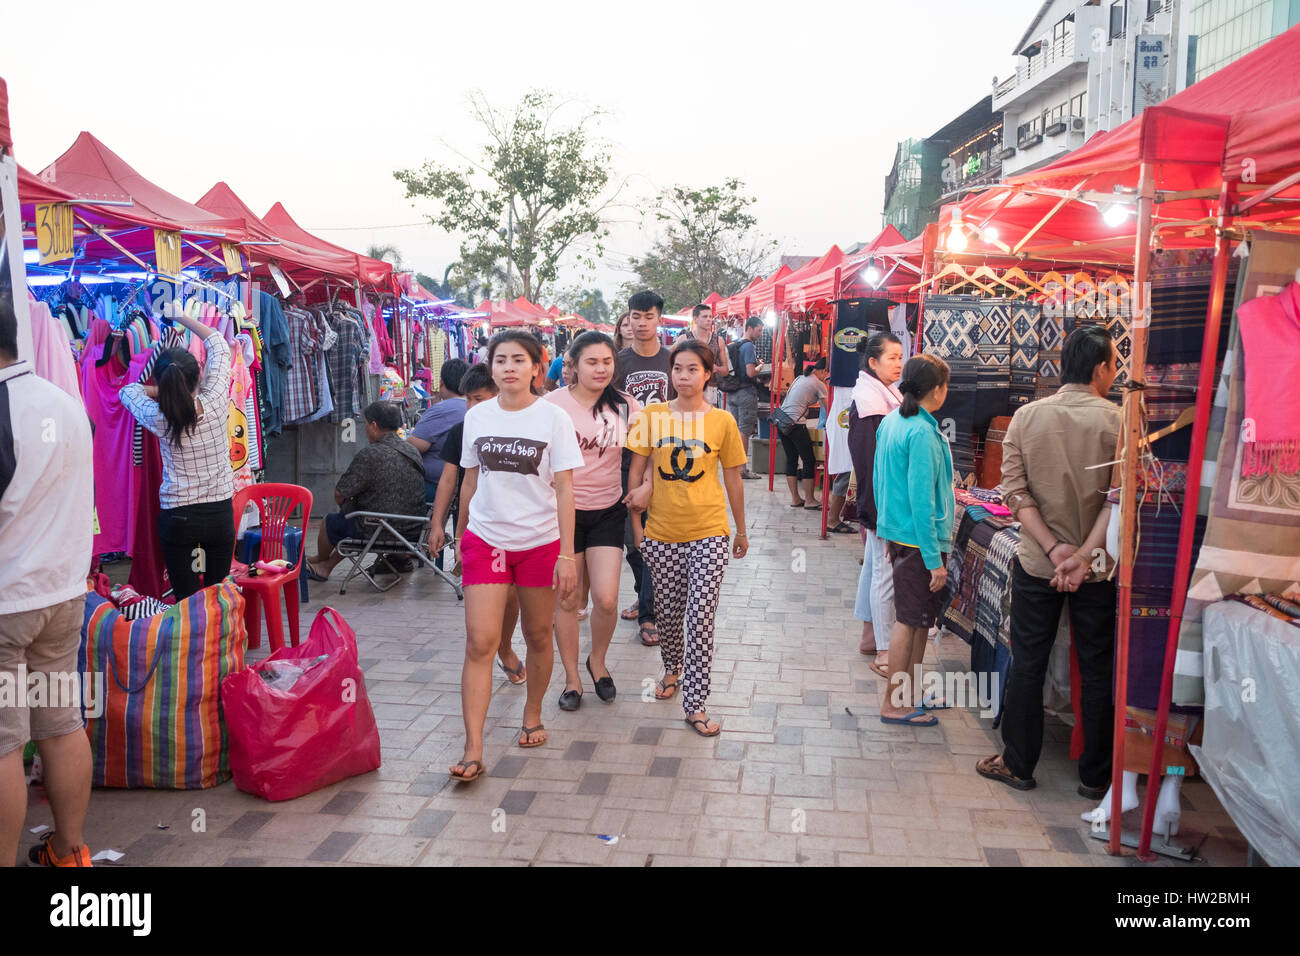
top-left (626, 403), bottom-right (749, 543)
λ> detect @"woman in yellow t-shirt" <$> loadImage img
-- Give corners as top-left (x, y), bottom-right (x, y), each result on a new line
top-left (625, 340), bottom-right (749, 737)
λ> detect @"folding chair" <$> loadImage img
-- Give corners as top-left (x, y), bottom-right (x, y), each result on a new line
top-left (334, 507), bottom-right (464, 599)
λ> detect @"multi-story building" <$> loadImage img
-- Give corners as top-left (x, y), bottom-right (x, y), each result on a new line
top-left (1182, 0), bottom-right (1300, 83)
top-left (881, 98), bottom-right (1002, 240)
top-left (993, 1), bottom-right (1180, 176)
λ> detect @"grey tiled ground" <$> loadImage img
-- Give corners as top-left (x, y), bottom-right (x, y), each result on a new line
top-left (20, 487), bottom-right (1247, 866)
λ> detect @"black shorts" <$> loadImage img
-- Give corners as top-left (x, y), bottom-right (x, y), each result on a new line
top-left (887, 541), bottom-right (950, 628)
top-left (574, 502), bottom-right (628, 552)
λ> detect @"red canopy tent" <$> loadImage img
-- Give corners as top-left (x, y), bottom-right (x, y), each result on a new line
top-left (262, 202), bottom-right (396, 294)
top-left (35, 132), bottom-right (249, 272)
top-left (780, 245), bottom-right (846, 312)
top-left (782, 227), bottom-right (913, 311)
top-left (743, 264), bottom-right (794, 315)
top-left (714, 274), bottom-right (766, 318)
top-left (196, 182), bottom-right (358, 284)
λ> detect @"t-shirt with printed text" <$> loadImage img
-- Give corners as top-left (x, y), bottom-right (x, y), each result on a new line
top-left (626, 402), bottom-right (748, 543)
top-left (545, 387), bottom-right (641, 510)
top-left (461, 396), bottom-right (585, 551)
top-left (615, 345), bottom-right (673, 406)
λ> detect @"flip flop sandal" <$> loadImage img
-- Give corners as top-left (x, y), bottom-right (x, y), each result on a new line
top-left (976, 754), bottom-right (1036, 791)
top-left (869, 661), bottom-right (890, 679)
top-left (654, 677), bottom-right (679, 700)
top-left (880, 709), bottom-right (938, 727)
top-left (921, 693), bottom-right (952, 710)
top-left (450, 759), bottom-right (485, 783)
top-left (804, 504), bottom-right (822, 510)
top-left (304, 563), bottom-right (328, 583)
top-left (518, 724), bottom-right (547, 748)
top-left (620, 604), bottom-right (640, 621)
top-left (638, 623), bottom-right (660, 647)
top-left (789, 500), bottom-right (806, 508)
top-left (685, 716), bottom-right (721, 737)
top-left (829, 522), bottom-right (857, 534)
top-left (497, 658), bottom-right (526, 685)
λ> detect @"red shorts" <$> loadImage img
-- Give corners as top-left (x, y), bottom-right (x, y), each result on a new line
top-left (461, 529), bottom-right (560, 588)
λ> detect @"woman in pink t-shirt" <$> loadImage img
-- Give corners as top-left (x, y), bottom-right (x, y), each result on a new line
top-left (545, 332), bottom-right (642, 710)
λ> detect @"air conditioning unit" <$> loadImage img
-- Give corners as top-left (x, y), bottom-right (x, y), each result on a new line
top-left (1070, 116), bottom-right (1086, 132)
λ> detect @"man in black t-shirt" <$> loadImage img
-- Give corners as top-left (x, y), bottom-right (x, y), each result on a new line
top-left (612, 290), bottom-right (668, 645)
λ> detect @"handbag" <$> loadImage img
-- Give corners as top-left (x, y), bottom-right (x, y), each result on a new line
top-left (222, 606), bottom-right (381, 801)
top-left (79, 580), bottom-right (247, 789)
top-left (769, 406), bottom-right (799, 435)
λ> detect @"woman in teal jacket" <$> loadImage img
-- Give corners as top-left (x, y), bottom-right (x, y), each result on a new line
top-left (873, 353), bottom-right (954, 727)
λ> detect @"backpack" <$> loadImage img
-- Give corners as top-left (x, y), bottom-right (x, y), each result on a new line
top-left (718, 340), bottom-right (752, 393)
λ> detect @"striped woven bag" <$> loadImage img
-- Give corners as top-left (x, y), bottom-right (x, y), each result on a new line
top-left (78, 580), bottom-right (247, 789)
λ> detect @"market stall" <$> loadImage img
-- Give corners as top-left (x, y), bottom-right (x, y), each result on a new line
top-left (924, 23), bottom-right (1300, 860)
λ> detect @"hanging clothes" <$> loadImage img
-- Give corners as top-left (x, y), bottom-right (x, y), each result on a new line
top-left (326, 309), bottom-right (367, 423)
top-left (283, 305), bottom-right (320, 423)
top-left (257, 291), bottom-right (292, 435)
top-left (28, 298), bottom-right (81, 400)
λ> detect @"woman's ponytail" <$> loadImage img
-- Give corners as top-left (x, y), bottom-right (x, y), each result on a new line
top-left (153, 347), bottom-right (201, 446)
top-left (897, 354), bottom-right (950, 418)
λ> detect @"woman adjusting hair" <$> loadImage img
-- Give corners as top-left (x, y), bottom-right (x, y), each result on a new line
top-left (120, 309), bottom-right (235, 600)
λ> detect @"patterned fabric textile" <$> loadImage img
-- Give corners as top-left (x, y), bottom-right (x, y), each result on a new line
top-left (1149, 249), bottom-right (1237, 364)
top-left (1010, 302), bottom-right (1041, 411)
top-left (976, 527), bottom-right (1020, 649)
top-left (1176, 234), bottom-right (1300, 706)
top-left (973, 299), bottom-right (1012, 428)
top-left (1227, 593), bottom-right (1300, 628)
top-left (1036, 303), bottom-right (1064, 397)
top-left (933, 360), bottom-right (978, 488)
top-left (1064, 298), bottom-right (1132, 402)
top-left (1107, 459), bottom-right (1189, 506)
top-left (1145, 363), bottom-right (1203, 460)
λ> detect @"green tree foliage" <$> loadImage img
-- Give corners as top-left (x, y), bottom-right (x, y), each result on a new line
top-left (625, 179), bottom-right (776, 309)
top-left (395, 90), bottom-right (616, 302)
top-left (365, 244), bottom-right (404, 271)
top-left (554, 285), bottom-right (611, 323)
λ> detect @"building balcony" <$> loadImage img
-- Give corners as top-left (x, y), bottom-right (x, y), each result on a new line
top-left (993, 30), bottom-right (1091, 110)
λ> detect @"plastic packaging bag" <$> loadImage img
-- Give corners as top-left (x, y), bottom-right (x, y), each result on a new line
top-left (221, 607), bottom-right (381, 801)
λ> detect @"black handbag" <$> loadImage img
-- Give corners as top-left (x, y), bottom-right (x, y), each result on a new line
top-left (769, 406), bottom-right (798, 435)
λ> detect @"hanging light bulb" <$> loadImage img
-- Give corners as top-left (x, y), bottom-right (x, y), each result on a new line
top-left (861, 257), bottom-right (882, 286)
top-left (1102, 203), bottom-right (1132, 228)
top-left (946, 226), bottom-right (969, 252)
top-left (763, 308), bottom-right (777, 327)
top-left (983, 226), bottom-right (1000, 244)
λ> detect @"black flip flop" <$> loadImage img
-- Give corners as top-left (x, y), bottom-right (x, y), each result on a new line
top-left (684, 715), bottom-right (721, 737)
top-left (304, 563), bottom-right (328, 583)
top-left (638, 622), bottom-right (660, 646)
top-left (450, 759), bottom-right (485, 783)
top-left (829, 522), bottom-right (856, 534)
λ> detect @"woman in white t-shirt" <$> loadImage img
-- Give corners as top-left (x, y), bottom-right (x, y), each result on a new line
top-left (450, 330), bottom-right (584, 782)
top-left (545, 331), bottom-right (642, 711)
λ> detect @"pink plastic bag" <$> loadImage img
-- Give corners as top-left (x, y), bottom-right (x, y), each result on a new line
top-left (221, 607), bottom-right (381, 801)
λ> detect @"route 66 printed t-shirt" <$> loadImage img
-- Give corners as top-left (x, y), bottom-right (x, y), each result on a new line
top-left (461, 396), bottom-right (585, 551)
top-left (626, 403), bottom-right (748, 543)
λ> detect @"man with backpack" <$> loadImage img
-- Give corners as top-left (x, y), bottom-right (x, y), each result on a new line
top-left (719, 316), bottom-right (765, 479)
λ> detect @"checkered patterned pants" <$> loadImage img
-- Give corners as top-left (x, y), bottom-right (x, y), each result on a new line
top-left (640, 535), bottom-right (730, 715)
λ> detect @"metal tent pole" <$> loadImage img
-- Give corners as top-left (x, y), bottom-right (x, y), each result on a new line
top-left (1109, 160), bottom-right (1157, 855)
top-left (1135, 182), bottom-right (1236, 861)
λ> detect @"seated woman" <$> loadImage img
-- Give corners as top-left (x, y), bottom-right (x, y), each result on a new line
top-left (306, 401), bottom-right (426, 580)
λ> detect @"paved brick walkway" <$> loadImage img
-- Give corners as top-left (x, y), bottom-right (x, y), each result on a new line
top-left (22, 486), bottom-right (1246, 866)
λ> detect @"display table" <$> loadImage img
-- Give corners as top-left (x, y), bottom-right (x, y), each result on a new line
top-left (1192, 599), bottom-right (1300, 866)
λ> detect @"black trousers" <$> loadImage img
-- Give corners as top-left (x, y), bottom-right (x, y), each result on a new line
top-left (157, 498), bottom-right (236, 601)
top-left (621, 466), bottom-right (655, 625)
top-left (1000, 558), bottom-right (1116, 788)
top-left (778, 423), bottom-right (818, 479)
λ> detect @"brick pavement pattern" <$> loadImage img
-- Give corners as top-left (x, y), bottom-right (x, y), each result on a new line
top-left (20, 488), bottom-right (1247, 866)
